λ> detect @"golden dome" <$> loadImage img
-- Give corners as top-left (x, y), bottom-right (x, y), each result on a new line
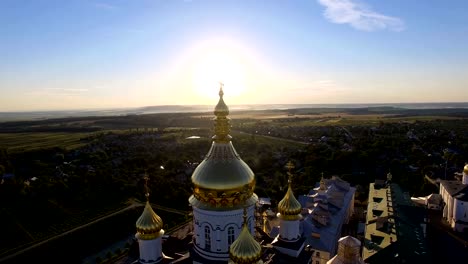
top-left (136, 201), bottom-right (164, 240)
top-left (229, 209), bottom-right (262, 264)
top-left (278, 183), bottom-right (302, 218)
top-left (277, 162), bottom-right (302, 220)
top-left (190, 85), bottom-right (257, 210)
top-left (464, 164), bottom-right (468, 173)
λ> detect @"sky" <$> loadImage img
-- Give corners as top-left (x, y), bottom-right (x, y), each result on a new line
top-left (1, 0), bottom-right (468, 111)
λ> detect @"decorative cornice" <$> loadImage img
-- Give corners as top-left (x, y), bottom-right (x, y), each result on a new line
top-left (193, 181), bottom-right (255, 209)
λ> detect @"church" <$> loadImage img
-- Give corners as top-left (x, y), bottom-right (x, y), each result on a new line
top-left (132, 85), bottom-right (360, 264)
top-left (440, 165), bottom-right (468, 232)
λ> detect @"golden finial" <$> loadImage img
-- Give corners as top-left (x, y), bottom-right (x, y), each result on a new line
top-left (319, 172), bottom-right (327, 191)
top-left (219, 82), bottom-right (224, 97)
top-left (213, 82), bottom-right (231, 142)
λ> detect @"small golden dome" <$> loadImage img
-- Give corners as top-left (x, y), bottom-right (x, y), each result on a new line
top-left (464, 164), bottom-right (468, 173)
top-left (136, 201), bottom-right (164, 240)
top-left (277, 162), bottom-right (302, 220)
top-left (278, 183), bottom-right (302, 217)
top-left (229, 209), bottom-right (262, 264)
top-left (190, 84), bottom-right (257, 210)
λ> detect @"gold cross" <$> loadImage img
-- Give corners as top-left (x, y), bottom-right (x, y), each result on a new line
top-left (286, 161), bottom-right (294, 183)
top-left (144, 172), bottom-right (150, 200)
top-left (286, 161), bottom-right (295, 172)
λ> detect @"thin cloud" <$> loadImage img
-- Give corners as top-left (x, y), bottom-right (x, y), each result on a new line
top-left (46, 88), bottom-right (89, 92)
top-left (25, 88), bottom-right (89, 97)
top-left (317, 0), bottom-right (405, 32)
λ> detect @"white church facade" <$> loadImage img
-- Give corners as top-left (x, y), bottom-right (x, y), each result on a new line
top-left (440, 165), bottom-right (468, 232)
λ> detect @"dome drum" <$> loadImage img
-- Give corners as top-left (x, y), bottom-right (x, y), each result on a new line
top-left (277, 213), bottom-right (302, 221)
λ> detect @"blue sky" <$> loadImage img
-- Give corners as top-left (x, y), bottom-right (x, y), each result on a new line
top-left (1, 0), bottom-right (467, 111)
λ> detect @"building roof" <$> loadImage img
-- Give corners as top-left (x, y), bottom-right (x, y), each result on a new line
top-left (327, 236), bottom-right (365, 264)
top-left (363, 183), bottom-right (430, 264)
top-left (440, 180), bottom-right (468, 201)
top-left (302, 177), bottom-right (356, 254)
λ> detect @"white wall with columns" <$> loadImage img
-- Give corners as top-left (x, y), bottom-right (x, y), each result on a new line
top-left (192, 205), bottom-right (255, 261)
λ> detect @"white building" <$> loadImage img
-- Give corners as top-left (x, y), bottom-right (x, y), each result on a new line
top-left (188, 86), bottom-right (258, 263)
top-left (440, 164), bottom-right (468, 232)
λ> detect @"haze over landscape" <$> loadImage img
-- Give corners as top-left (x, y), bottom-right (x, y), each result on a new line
top-left (1, 0), bottom-right (468, 112)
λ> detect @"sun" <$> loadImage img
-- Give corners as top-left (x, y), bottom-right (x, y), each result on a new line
top-left (191, 41), bottom-right (247, 101)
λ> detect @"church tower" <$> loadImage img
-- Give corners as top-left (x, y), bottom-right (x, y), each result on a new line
top-left (272, 161), bottom-right (305, 257)
top-left (229, 208), bottom-right (263, 264)
top-left (189, 85), bottom-right (258, 263)
top-left (135, 176), bottom-right (164, 263)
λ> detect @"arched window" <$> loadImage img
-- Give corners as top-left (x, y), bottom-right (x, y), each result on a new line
top-left (228, 227), bottom-right (235, 245)
top-left (204, 226), bottom-right (211, 250)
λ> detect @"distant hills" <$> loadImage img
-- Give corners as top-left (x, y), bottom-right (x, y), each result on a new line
top-left (1, 102), bottom-right (468, 122)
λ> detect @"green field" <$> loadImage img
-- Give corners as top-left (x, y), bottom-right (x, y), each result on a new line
top-left (0, 132), bottom-right (90, 152)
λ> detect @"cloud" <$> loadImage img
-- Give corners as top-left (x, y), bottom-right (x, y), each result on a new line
top-left (317, 0), bottom-right (405, 32)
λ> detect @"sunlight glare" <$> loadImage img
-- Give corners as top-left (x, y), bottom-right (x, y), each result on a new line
top-left (191, 42), bottom-right (247, 100)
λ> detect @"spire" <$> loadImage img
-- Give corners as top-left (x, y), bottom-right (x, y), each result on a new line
top-left (277, 161), bottom-right (302, 219)
top-left (229, 207), bottom-right (262, 264)
top-left (136, 174), bottom-right (164, 240)
top-left (213, 82), bottom-right (231, 143)
top-left (262, 211), bottom-right (269, 234)
top-left (319, 172), bottom-right (327, 191)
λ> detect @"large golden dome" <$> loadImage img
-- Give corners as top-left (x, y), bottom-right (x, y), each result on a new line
top-left (190, 85), bottom-right (257, 210)
top-left (229, 209), bottom-right (262, 264)
top-left (136, 201), bottom-right (164, 240)
top-left (277, 162), bottom-right (302, 220)
top-left (464, 164), bottom-right (468, 173)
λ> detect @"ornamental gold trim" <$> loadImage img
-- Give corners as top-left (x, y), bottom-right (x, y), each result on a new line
top-left (193, 181), bottom-right (255, 208)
